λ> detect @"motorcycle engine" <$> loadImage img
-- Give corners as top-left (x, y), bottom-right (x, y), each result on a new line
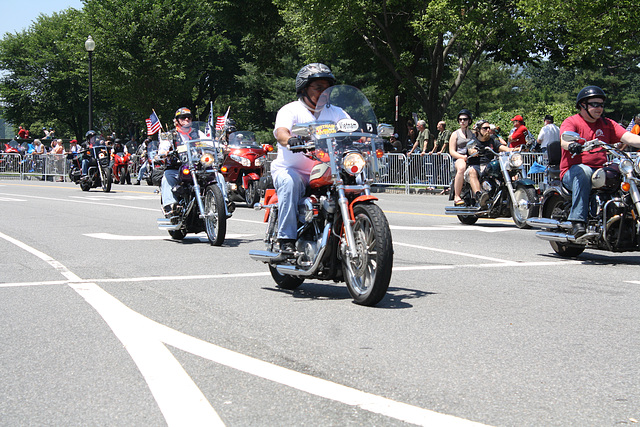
top-left (481, 178), bottom-right (498, 197)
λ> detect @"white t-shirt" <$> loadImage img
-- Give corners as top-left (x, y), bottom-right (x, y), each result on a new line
top-left (537, 123), bottom-right (560, 149)
top-left (271, 99), bottom-right (348, 178)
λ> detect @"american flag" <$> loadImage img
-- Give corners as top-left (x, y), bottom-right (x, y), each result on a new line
top-left (215, 115), bottom-right (226, 131)
top-left (145, 111), bottom-right (162, 135)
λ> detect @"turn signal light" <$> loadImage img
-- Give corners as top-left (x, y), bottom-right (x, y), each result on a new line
top-left (621, 182), bottom-right (631, 192)
top-left (221, 166), bottom-right (228, 173)
top-left (376, 148), bottom-right (384, 158)
top-left (182, 168), bottom-right (190, 176)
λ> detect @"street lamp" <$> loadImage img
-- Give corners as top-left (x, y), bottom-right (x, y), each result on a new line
top-left (85, 35), bottom-right (96, 131)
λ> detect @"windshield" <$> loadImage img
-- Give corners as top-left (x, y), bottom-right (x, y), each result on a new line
top-left (228, 131), bottom-right (260, 148)
top-left (314, 85), bottom-right (378, 135)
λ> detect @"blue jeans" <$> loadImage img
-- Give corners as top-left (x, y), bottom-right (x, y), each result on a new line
top-left (273, 169), bottom-right (308, 240)
top-left (138, 161), bottom-right (148, 180)
top-left (81, 158), bottom-right (90, 175)
top-left (561, 164), bottom-right (594, 223)
top-left (161, 169), bottom-right (180, 207)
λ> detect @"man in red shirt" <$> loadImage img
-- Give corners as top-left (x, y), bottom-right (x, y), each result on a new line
top-left (507, 115), bottom-right (529, 148)
top-left (559, 86), bottom-right (640, 237)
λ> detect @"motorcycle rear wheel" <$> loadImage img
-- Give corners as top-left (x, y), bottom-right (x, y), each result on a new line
top-left (343, 204), bottom-right (393, 306)
top-left (511, 186), bottom-right (538, 229)
top-left (169, 229), bottom-right (187, 240)
top-left (101, 168), bottom-right (112, 193)
top-left (268, 265), bottom-right (304, 290)
top-left (457, 215), bottom-right (478, 225)
top-left (204, 184), bottom-right (226, 246)
top-left (550, 241), bottom-right (585, 257)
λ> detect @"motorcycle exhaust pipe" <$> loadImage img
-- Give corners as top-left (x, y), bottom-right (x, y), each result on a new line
top-left (535, 231), bottom-right (570, 243)
top-left (526, 217), bottom-right (572, 230)
top-left (275, 224), bottom-right (331, 277)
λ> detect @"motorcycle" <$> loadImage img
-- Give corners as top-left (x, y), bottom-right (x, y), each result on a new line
top-left (445, 142), bottom-right (539, 228)
top-left (112, 149), bottom-right (132, 184)
top-left (156, 122), bottom-right (232, 245)
top-left (526, 132), bottom-right (640, 257)
top-left (68, 144), bottom-right (113, 192)
top-left (249, 85), bottom-right (394, 306)
top-left (220, 130), bottom-right (272, 206)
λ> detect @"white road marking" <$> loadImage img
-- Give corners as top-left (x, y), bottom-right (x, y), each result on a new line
top-left (0, 192), bottom-right (157, 211)
top-left (394, 241), bottom-right (514, 263)
top-left (0, 196), bottom-right (26, 202)
top-left (390, 224), bottom-right (516, 233)
top-left (84, 232), bottom-right (255, 241)
top-left (0, 230), bottom-right (487, 426)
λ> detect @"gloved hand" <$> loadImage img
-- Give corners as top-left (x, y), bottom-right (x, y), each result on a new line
top-left (567, 142), bottom-right (583, 155)
top-left (288, 137), bottom-right (303, 148)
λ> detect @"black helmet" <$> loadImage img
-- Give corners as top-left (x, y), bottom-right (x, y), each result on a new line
top-left (295, 63), bottom-right (336, 95)
top-left (85, 130), bottom-right (97, 139)
top-left (457, 109), bottom-right (473, 121)
top-left (576, 86), bottom-right (606, 109)
top-left (174, 107), bottom-right (192, 120)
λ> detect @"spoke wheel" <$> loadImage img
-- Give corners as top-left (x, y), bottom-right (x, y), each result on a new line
top-left (244, 181), bottom-right (260, 207)
top-left (101, 168), bottom-right (112, 193)
top-left (511, 186), bottom-right (538, 229)
top-left (343, 204), bottom-right (393, 306)
top-left (204, 184), bottom-right (226, 246)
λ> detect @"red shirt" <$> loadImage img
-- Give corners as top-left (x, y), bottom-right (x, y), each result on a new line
top-left (559, 114), bottom-right (627, 179)
top-left (18, 128), bottom-right (27, 139)
top-left (509, 125), bottom-right (528, 148)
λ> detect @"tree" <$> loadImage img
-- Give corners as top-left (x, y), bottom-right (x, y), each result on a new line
top-left (274, 0), bottom-right (538, 135)
top-left (0, 8), bottom-right (94, 139)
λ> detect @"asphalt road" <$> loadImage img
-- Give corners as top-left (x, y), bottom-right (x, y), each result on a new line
top-left (1, 179), bottom-right (639, 426)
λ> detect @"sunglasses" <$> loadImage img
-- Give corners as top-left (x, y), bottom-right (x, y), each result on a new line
top-left (458, 117), bottom-right (469, 122)
top-left (481, 126), bottom-right (491, 130)
top-left (587, 102), bottom-right (605, 108)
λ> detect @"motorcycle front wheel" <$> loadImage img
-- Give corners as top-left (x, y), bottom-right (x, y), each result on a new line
top-left (204, 184), bottom-right (226, 246)
top-left (343, 204), bottom-right (393, 306)
top-left (101, 168), bottom-right (112, 193)
top-left (244, 180), bottom-right (260, 207)
top-left (511, 186), bottom-right (538, 229)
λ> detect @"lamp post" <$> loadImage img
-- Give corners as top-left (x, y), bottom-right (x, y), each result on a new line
top-left (84, 35), bottom-right (96, 131)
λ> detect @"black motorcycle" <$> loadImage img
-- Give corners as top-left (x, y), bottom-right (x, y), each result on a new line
top-left (527, 132), bottom-right (640, 257)
top-left (445, 142), bottom-right (539, 228)
top-left (156, 123), bottom-right (232, 245)
top-left (68, 145), bottom-right (113, 192)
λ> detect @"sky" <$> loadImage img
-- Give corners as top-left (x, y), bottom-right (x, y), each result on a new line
top-left (1, 0), bottom-right (84, 35)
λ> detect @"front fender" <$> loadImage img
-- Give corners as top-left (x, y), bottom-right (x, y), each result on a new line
top-left (242, 173), bottom-right (261, 189)
top-left (348, 195), bottom-right (378, 221)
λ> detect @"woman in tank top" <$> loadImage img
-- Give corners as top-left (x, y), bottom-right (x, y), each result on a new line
top-left (449, 109), bottom-right (475, 205)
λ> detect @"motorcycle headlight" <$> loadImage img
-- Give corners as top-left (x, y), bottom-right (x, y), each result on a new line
top-left (509, 152), bottom-right (523, 168)
top-left (200, 152), bottom-right (215, 168)
top-left (343, 152), bottom-right (366, 175)
top-left (230, 154), bottom-right (251, 167)
top-left (255, 155), bottom-right (266, 167)
top-left (620, 159), bottom-right (634, 177)
top-left (98, 152), bottom-right (106, 159)
top-left (635, 157), bottom-right (640, 176)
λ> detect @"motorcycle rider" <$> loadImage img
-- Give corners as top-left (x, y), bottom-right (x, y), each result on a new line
top-left (559, 85), bottom-right (640, 237)
top-left (81, 130), bottom-right (101, 176)
top-left (159, 107), bottom-right (201, 215)
top-left (271, 62), bottom-right (347, 258)
top-left (466, 120), bottom-right (513, 207)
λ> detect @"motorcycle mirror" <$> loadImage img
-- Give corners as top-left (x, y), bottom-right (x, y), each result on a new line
top-left (561, 131), bottom-right (582, 143)
top-left (377, 123), bottom-right (394, 137)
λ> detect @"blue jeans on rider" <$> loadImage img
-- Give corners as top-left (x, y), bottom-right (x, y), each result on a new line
top-left (161, 169), bottom-right (180, 207)
top-left (561, 163), bottom-right (594, 223)
top-left (273, 169), bottom-right (308, 240)
top-left (138, 161), bottom-right (148, 181)
top-left (81, 158), bottom-right (90, 175)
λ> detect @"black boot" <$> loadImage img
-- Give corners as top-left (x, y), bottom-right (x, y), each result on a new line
top-left (271, 239), bottom-right (296, 263)
top-left (571, 221), bottom-right (586, 238)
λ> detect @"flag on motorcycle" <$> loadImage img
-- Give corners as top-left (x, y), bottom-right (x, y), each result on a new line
top-left (145, 111), bottom-right (162, 135)
top-left (215, 106), bottom-right (231, 131)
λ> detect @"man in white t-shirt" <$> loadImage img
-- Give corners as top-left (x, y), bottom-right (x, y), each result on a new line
top-left (271, 63), bottom-right (338, 258)
top-left (537, 114), bottom-right (560, 153)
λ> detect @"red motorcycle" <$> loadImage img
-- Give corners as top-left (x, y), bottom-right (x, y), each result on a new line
top-left (220, 131), bottom-right (272, 206)
top-left (112, 150), bottom-right (132, 184)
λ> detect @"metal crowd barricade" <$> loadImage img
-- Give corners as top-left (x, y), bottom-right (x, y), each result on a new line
top-left (43, 154), bottom-right (68, 182)
top-left (374, 153), bottom-right (453, 193)
top-left (0, 153), bottom-right (23, 180)
top-left (520, 152), bottom-right (548, 189)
